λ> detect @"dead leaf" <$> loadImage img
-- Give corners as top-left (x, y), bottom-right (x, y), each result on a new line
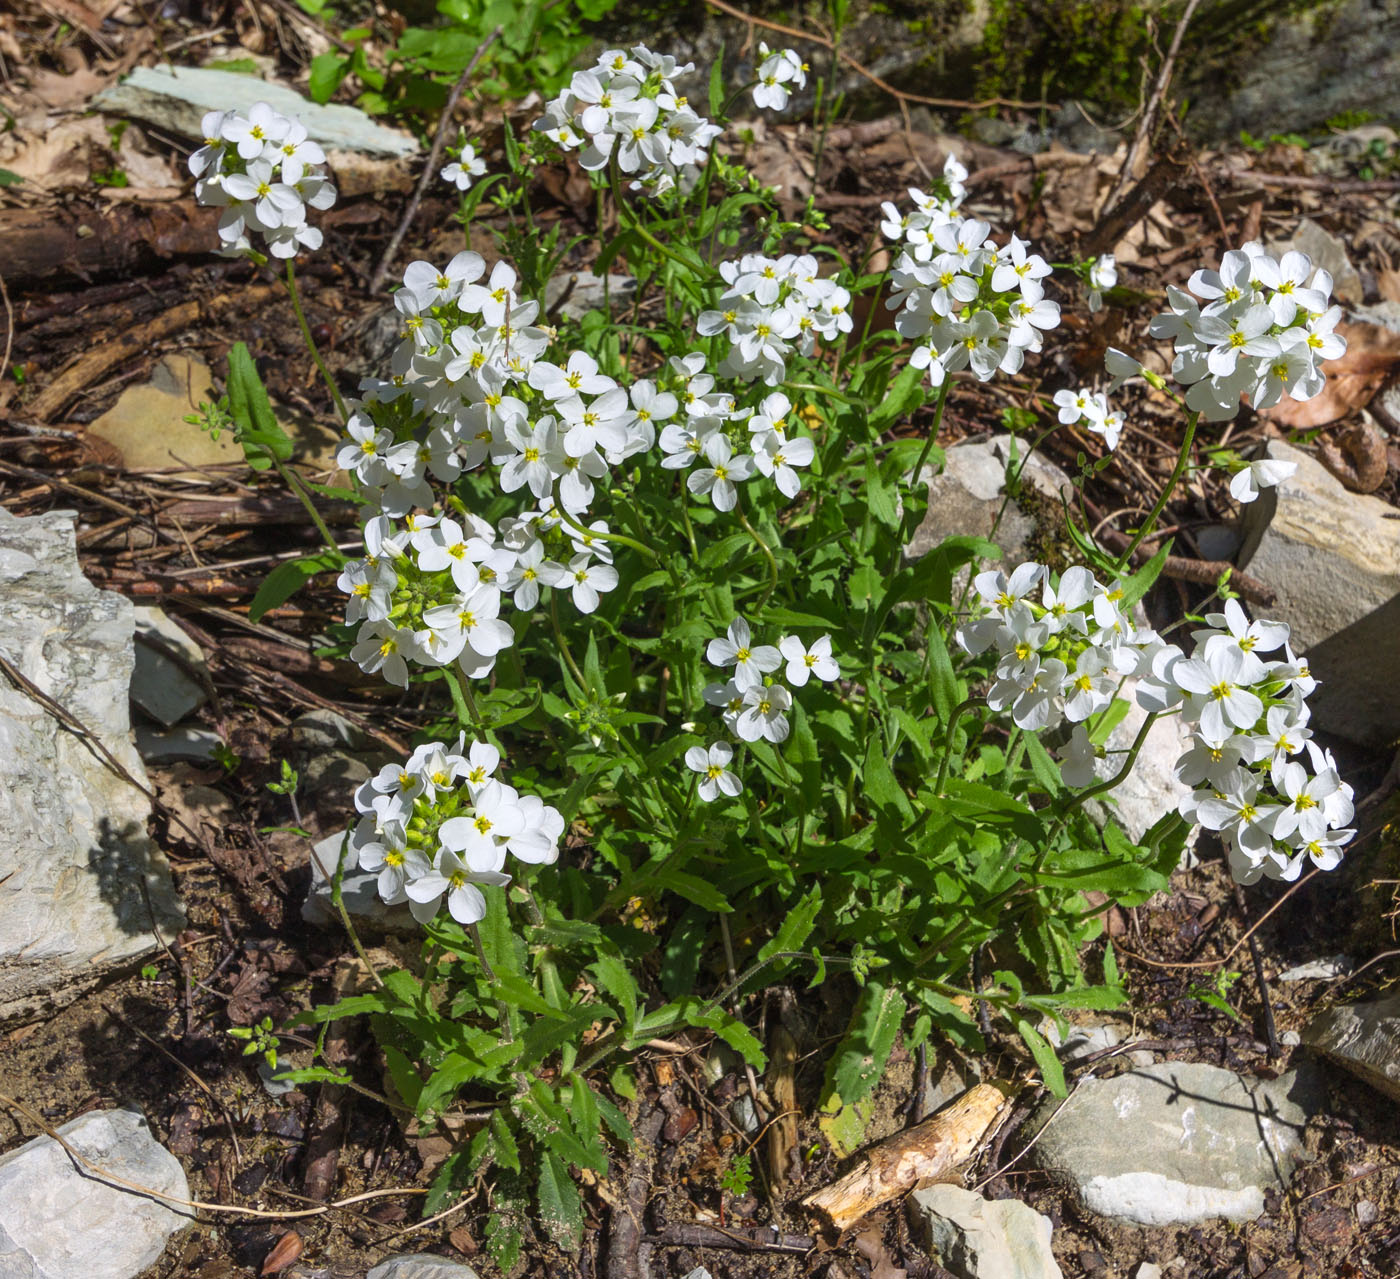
top-left (853, 1229), bottom-right (907, 1279)
top-left (448, 1225), bottom-right (478, 1256)
top-left (0, 118), bottom-right (110, 191)
top-left (1262, 321), bottom-right (1400, 428)
top-left (27, 64), bottom-right (114, 110)
top-left (260, 1231), bottom-right (303, 1276)
top-left (1378, 268), bottom-right (1400, 305)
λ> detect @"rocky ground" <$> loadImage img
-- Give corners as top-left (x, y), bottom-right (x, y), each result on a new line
top-left (2, 2), bottom-right (1400, 1278)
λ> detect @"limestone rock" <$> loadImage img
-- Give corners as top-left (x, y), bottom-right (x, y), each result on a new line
top-left (302, 830), bottom-right (416, 934)
top-left (134, 725), bottom-right (223, 764)
top-left (545, 270), bottom-right (636, 321)
top-left (1267, 219), bottom-right (1362, 304)
top-left (88, 353), bottom-right (243, 476)
top-left (95, 65), bottom-right (418, 157)
top-left (1303, 995), bottom-right (1400, 1101)
top-left (1092, 676), bottom-right (1196, 850)
top-left (905, 434), bottom-right (1072, 566)
top-left (131, 605), bottom-right (207, 727)
top-left (0, 508), bottom-right (183, 1022)
top-left (0, 1107), bottom-right (191, 1278)
top-left (1027, 1061), bottom-right (1316, 1226)
top-left (367, 1257), bottom-right (481, 1279)
top-left (1237, 439), bottom-right (1400, 747)
top-left (908, 1184), bottom-right (1063, 1279)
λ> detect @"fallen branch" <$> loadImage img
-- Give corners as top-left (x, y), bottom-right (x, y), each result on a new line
top-left (369, 27), bottom-right (502, 295)
top-left (646, 1223), bottom-right (814, 1254)
top-left (1094, 524), bottom-right (1276, 606)
top-left (801, 1081), bottom-right (1017, 1233)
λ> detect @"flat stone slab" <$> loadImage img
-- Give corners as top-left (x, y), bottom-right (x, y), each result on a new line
top-left (908, 1184), bottom-right (1063, 1279)
top-left (1027, 1061), bottom-right (1315, 1226)
top-left (95, 65), bottom-right (419, 157)
top-left (0, 1107), bottom-right (191, 1278)
top-left (1238, 439), bottom-right (1400, 747)
top-left (302, 830), bottom-right (415, 934)
top-left (0, 508), bottom-right (183, 1022)
top-left (132, 605), bottom-right (207, 727)
top-left (1303, 994), bottom-right (1400, 1101)
top-left (367, 1257), bottom-right (481, 1279)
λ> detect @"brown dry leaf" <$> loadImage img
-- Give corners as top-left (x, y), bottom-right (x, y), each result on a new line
top-left (1261, 321), bottom-right (1400, 428)
top-left (853, 1230), bottom-right (907, 1279)
top-left (1377, 268), bottom-right (1400, 304)
top-left (260, 1230), bottom-right (304, 1276)
top-left (0, 117), bottom-right (111, 190)
top-left (26, 64), bottom-right (114, 110)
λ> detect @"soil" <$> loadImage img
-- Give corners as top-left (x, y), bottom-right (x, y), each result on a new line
top-left (3, 3), bottom-right (1400, 1278)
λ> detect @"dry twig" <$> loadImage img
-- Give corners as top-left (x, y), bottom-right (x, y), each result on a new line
top-left (369, 27), bottom-right (503, 295)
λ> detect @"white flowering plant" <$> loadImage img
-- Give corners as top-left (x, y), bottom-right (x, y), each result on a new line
top-left (200, 55), bottom-right (1353, 1265)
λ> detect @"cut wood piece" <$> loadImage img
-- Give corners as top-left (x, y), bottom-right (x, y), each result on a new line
top-left (766, 1025), bottom-right (799, 1188)
top-left (801, 1080), bottom-right (1018, 1234)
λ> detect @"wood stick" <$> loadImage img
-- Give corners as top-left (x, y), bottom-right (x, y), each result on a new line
top-left (368, 27), bottom-right (502, 295)
top-left (802, 1081), bottom-right (1017, 1234)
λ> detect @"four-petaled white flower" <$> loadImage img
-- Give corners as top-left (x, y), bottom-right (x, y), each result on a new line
top-left (685, 741), bottom-right (743, 801)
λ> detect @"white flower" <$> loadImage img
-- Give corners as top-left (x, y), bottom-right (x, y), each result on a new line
top-left (1229, 455), bottom-right (1297, 504)
top-left (1172, 646), bottom-right (1264, 741)
top-left (687, 434), bottom-right (753, 511)
top-left (404, 847), bottom-right (511, 925)
top-left (540, 553), bottom-right (618, 614)
top-left (685, 740), bottom-right (743, 801)
top-left (735, 682), bottom-right (792, 743)
top-left (752, 431), bottom-right (814, 499)
top-left (442, 142), bottom-right (486, 191)
top-left (778, 634), bottom-right (838, 687)
top-left (707, 617), bottom-right (782, 692)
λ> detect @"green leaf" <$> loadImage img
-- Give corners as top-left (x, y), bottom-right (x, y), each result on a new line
top-left (0, 168), bottom-right (22, 187)
top-left (590, 951), bottom-right (638, 1029)
top-left (708, 45), bottom-right (725, 117)
top-left (1014, 1017), bottom-right (1067, 1097)
top-left (1103, 939), bottom-right (1119, 988)
top-left (755, 885), bottom-right (822, 972)
top-left (225, 342), bottom-right (293, 468)
top-left (491, 1109), bottom-right (521, 1173)
top-left (1022, 731), bottom-right (1062, 796)
top-left (825, 982), bottom-right (905, 1107)
top-left (249, 552), bottom-right (338, 622)
top-left (1119, 540), bottom-right (1171, 608)
top-left (863, 734), bottom-right (915, 823)
top-left (867, 362), bottom-right (927, 433)
top-left (537, 1149), bottom-right (584, 1252)
top-left (1087, 696), bottom-right (1132, 745)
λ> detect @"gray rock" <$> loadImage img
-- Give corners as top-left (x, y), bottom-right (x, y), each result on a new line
top-left (1132, 1266), bottom-right (1164, 1279)
top-left (545, 270), bottom-right (636, 321)
top-left (367, 1258), bottom-right (481, 1279)
top-left (94, 65), bottom-right (418, 157)
top-left (0, 1107), bottom-right (191, 1278)
top-left (1303, 995), bottom-right (1400, 1101)
top-left (134, 725), bottom-right (223, 764)
top-left (290, 708), bottom-right (371, 753)
top-left (131, 605), bottom-right (207, 727)
top-left (1058, 1022), bottom-right (1124, 1063)
top-left (0, 508), bottom-right (183, 1022)
top-left (1356, 1199), bottom-right (1379, 1226)
top-left (681, 1270), bottom-right (714, 1279)
top-left (908, 1184), bottom-right (1063, 1279)
top-left (1192, 523), bottom-right (1242, 563)
top-left (1092, 676), bottom-right (1197, 852)
top-left (1280, 1030), bottom-right (1302, 1047)
top-left (302, 830), bottom-right (415, 934)
top-left (1267, 218), bottom-right (1362, 303)
top-left (1237, 440), bottom-right (1400, 747)
top-left (905, 434), bottom-right (1073, 566)
top-left (1278, 955), bottom-right (1352, 982)
top-left (1028, 1061), bottom-right (1316, 1226)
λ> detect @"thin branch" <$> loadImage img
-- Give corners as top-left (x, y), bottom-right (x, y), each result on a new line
top-left (369, 27), bottom-right (503, 295)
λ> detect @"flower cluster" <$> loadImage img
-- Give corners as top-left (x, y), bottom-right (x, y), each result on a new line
top-left (1157, 600), bottom-right (1353, 883)
top-left (1142, 242), bottom-right (1346, 421)
top-left (958, 563), bottom-right (1353, 884)
top-left (697, 253), bottom-right (852, 385)
top-left (1053, 386), bottom-right (1125, 451)
top-left (686, 617), bottom-right (838, 799)
top-left (189, 102), bottom-right (336, 259)
top-left (659, 384), bottom-right (817, 508)
top-left (752, 43), bottom-right (808, 111)
top-left (532, 45), bottom-right (723, 194)
top-left (349, 736), bottom-right (563, 925)
top-left (441, 139), bottom-right (487, 192)
top-left (884, 162), bottom-right (1061, 387)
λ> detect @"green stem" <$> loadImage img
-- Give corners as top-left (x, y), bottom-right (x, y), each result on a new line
top-left (783, 380), bottom-right (861, 407)
top-left (890, 378), bottom-right (951, 573)
top-left (555, 493), bottom-right (658, 560)
top-left (268, 454), bottom-right (342, 560)
top-left (735, 504), bottom-right (778, 607)
top-left (284, 260), bottom-right (348, 423)
top-left (932, 697), bottom-right (977, 796)
top-left (608, 161), bottom-right (720, 283)
top-left (440, 665), bottom-right (481, 734)
top-left (549, 589), bottom-right (587, 689)
top-left (1114, 410), bottom-right (1199, 572)
top-left (325, 831), bottom-right (382, 989)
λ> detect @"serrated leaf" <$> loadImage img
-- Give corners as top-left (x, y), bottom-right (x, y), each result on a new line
top-left (537, 1149), bottom-right (584, 1251)
top-left (249, 552), bottom-right (340, 623)
top-left (590, 951), bottom-right (637, 1028)
top-left (825, 982), bottom-right (905, 1107)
